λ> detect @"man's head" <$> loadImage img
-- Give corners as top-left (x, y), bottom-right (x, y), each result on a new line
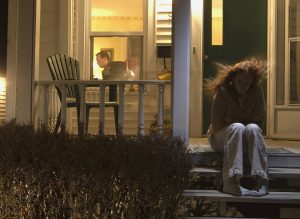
top-left (96, 51), bottom-right (110, 68)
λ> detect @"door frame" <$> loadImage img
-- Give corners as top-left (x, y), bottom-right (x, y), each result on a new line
top-left (269, 0), bottom-right (300, 140)
top-left (190, 0), bottom-right (204, 138)
top-left (190, 0), bottom-right (272, 138)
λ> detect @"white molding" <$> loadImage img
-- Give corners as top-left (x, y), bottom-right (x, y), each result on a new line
top-left (189, 0), bottom-right (203, 137)
top-left (144, 0), bottom-right (156, 80)
top-left (76, 0), bottom-right (90, 79)
top-left (285, 0), bottom-right (289, 106)
top-left (268, 0), bottom-right (276, 138)
top-left (33, 0), bottom-right (41, 128)
top-left (90, 32), bottom-right (144, 37)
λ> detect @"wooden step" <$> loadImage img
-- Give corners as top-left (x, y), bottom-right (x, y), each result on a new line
top-left (191, 167), bottom-right (300, 179)
top-left (191, 147), bottom-right (300, 168)
top-left (186, 217), bottom-right (269, 219)
top-left (183, 189), bottom-right (300, 204)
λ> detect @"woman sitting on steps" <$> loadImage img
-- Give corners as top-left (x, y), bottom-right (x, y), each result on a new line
top-left (205, 57), bottom-right (268, 197)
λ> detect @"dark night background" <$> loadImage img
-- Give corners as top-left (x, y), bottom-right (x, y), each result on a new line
top-left (0, 0), bottom-right (8, 77)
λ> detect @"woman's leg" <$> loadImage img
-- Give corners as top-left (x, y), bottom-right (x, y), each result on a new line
top-left (209, 126), bottom-right (227, 153)
top-left (245, 123), bottom-right (268, 179)
top-left (210, 123), bottom-right (250, 196)
top-left (245, 123), bottom-right (268, 196)
top-left (223, 123), bottom-right (245, 180)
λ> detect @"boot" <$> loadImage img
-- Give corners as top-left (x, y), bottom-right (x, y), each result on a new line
top-left (223, 174), bottom-right (250, 196)
top-left (250, 176), bottom-right (269, 197)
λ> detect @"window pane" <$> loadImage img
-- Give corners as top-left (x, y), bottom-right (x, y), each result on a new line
top-left (290, 40), bottom-right (300, 104)
top-left (289, 0), bottom-right (300, 38)
top-left (91, 37), bottom-right (143, 80)
top-left (91, 0), bottom-right (143, 32)
top-left (276, 0), bottom-right (285, 105)
top-left (289, 0), bottom-right (300, 104)
top-left (212, 0), bottom-right (223, 46)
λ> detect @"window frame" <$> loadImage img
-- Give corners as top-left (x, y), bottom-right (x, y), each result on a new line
top-left (89, 32), bottom-right (144, 79)
top-left (88, 0), bottom-right (146, 80)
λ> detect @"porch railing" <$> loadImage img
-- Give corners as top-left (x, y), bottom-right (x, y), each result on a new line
top-left (35, 80), bottom-right (170, 136)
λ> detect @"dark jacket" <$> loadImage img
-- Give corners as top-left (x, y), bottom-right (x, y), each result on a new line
top-left (208, 85), bottom-right (266, 136)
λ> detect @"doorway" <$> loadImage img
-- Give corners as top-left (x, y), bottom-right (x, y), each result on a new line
top-left (201, 0), bottom-right (268, 135)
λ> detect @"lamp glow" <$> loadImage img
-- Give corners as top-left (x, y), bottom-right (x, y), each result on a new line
top-left (0, 77), bottom-right (6, 93)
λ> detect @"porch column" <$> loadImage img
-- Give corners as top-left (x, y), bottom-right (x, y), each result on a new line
top-left (172, 0), bottom-right (191, 142)
top-left (6, 0), bottom-right (35, 124)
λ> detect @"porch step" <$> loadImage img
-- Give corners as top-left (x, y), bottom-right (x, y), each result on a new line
top-left (191, 167), bottom-right (300, 179)
top-left (183, 189), bottom-right (300, 204)
top-left (185, 217), bottom-right (269, 219)
top-left (191, 147), bottom-right (300, 168)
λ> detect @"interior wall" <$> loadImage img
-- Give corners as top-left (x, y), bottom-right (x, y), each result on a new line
top-left (91, 17), bottom-right (143, 32)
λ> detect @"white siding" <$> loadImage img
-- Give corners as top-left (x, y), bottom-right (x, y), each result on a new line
top-left (39, 0), bottom-right (59, 80)
top-left (0, 86), bottom-right (5, 121)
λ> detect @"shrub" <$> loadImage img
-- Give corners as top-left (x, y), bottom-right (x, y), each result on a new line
top-left (0, 122), bottom-right (191, 218)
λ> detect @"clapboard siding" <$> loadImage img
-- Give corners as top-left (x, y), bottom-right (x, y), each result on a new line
top-left (0, 89), bottom-right (5, 121)
top-left (39, 0), bottom-right (59, 80)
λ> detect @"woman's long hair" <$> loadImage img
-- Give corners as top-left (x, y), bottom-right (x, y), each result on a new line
top-left (204, 57), bottom-right (267, 96)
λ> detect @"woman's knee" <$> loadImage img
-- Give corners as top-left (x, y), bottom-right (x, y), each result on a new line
top-left (228, 123), bottom-right (245, 134)
top-left (245, 123), bottom-right (262, 135)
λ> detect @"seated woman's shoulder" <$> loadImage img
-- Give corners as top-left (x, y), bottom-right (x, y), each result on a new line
top-left (252, 85), bottom-right (264, 93)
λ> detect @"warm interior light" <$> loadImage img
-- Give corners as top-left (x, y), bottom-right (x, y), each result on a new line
top-left (0, 77), bottom-right (6, 93)
top-left (212, 0), bottom-right (223, 46)
top-left (92, 8), bottom-right (114, 17)
top-left (157, 0), bottom-right (172, 4)
top-left (93, 61), bottom-right (103, 80)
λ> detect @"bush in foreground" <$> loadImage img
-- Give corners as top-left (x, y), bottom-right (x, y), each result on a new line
top-left (0, 122), bottom-right (191, 218)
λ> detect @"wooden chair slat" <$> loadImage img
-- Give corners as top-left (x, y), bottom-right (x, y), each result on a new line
top-left (46, 54), bottom-right (119, 134)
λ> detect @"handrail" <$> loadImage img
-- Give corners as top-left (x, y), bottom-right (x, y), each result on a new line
top-left (35, 80), bottom-right (170, 136)
top-left (35, 80), bottom-right (169, 86)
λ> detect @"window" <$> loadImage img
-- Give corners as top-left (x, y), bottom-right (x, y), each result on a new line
top-left (289, 0), bottom-right (300, 104)
top-left (90, 0), bottom-right (144, 79)
top-left (276, 0), bottom-right (300, 105)
top-left (275, 0), bottom-right (285, 105)
top-left (91, 0), bottom-right (143, 32)
top-left (91, 36), bottom-right (143, 79)
top-left (212, 0), bottom-right (223, 46)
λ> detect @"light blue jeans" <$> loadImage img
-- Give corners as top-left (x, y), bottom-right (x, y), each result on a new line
top-left (209, 123), bottom-right (268, 181)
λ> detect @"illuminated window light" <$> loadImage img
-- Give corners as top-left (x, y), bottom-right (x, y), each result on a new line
top-left (0, 77), bottom-right (6, 93)
top-left (212, 0), bottom-right (223, 46)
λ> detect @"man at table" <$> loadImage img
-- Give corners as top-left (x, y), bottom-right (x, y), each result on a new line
top-left (96, 51), bottom-right (135, 80)
top-left (96, 51), bottom-right (111, 79)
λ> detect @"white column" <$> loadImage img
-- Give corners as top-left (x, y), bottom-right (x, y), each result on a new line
top-left (118, 84), bottom-right (125, 136)
top-left (158, 84), bottom-right (164, 135)
top-left (6, 0), bottom-right (35, 124)
top-left (138, 84), bottom-right (145, 136)
top-left (40, 84), bottom-right (49, 129)
top-left (60, 84), bottom-right (67, 133)
top-left (79, 84), bottom-right (86, 135)
top-left (172, 0), bottom-right (191, 141)
top-left (99, 84), bottom-right (105, 136)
